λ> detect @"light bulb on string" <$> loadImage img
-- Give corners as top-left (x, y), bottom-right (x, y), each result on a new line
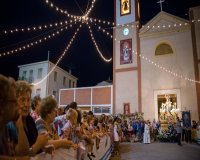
top-left (132, 51), bottom-right (200, 84)
top-left (32, 25), bottom-right (82, 86)
top-left (87, 25), bottom-right (112, 62)
top-left (0, 19), bottom-right (77, 35)
top-left (0, 23), bottom-right (75, 57)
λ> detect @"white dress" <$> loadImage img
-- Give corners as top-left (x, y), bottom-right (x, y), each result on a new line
top-left (143, 124), bottom-right (150, 144)
top-left (114, 123), bottom-right (119, 142)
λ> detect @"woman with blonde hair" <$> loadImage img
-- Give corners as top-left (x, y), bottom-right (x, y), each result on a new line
top-left (62, 108), bottom-right (78, 139)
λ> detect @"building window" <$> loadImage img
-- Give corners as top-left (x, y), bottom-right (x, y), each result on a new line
top-left (93, 106), bottom-right (111, 114)
top-left (63, 76), bottom-right (66, 86)
top-left (72, 81), bottom-right (75, 88)
top-left (69, 79), bottom-right (71, 88)
top-left (155, 43), bottom-right (173, 56)
top-left (36, 88), bottom-right (41, 97)
top-left (54, 71), bottom-right (57, 82)
top-left (29, 70), bottom-right (34, 83)
top-left (22, 71), bottom-right (27, 80)
top-left (37, 68), bottom-right (43, 79)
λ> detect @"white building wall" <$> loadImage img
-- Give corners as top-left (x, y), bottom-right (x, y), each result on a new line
top-left (140, 29), bottom-right (198, 121)
top-left (18, 61), bottom-right (77, 101)
top-left (18, 61), bottom-right (48, 99)
top-left (48, 63), bottom-right (77, 101)
top-left (115, 71), bottom-right (138, 114)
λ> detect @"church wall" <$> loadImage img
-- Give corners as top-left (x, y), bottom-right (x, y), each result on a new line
top-left (115, 71), bottom-right (138, 114)
top-left (140, 30), bottom-right (198, 121)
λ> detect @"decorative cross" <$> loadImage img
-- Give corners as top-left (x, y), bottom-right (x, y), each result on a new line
top-left (157, 0), bottom-right (165, 11)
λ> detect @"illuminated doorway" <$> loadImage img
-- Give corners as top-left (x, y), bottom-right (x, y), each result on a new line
top-left (154, 89), bottom-right (181, 121)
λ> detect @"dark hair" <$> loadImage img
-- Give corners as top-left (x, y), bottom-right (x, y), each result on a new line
top-left (88, 110), bottom-right (94, 116)
top-left (64, 105), bottom-right (69, 113)
top-left (76, 109), bottom-right (82, 124)
top-left (31, 95), bottom-right (41, 110)
top-left (0, 75), bottom-right (16, 106)
top-left (40, 96), bottom-right (57, 119)
top-left (94, 117), bottom-right (98, 127)
top-left (69, 101), bottom-right (77, 109)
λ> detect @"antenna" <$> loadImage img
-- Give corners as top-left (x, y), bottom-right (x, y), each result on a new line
top-left (47, 50), bottom-right (50, 61)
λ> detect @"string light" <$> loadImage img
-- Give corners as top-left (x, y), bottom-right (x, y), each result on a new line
top-left (94, 18), bottom-right (200, 31)
top-left (88, 17), bottom-right (114, 26)
top-left (43, 0), bottom-right (82, 19)
top-left (93, 23), bottom-right (113, 39)
top-left (43, 0), bottom-right (114, 26)
top-left (32, 25), bottom-right (82, 86)
top-left (87, 25), bottom-right (112, 62)
top-left (0, 20), bottom-right (75, 35)
top-left (84, 0), bottom-right (96, 17)
top-left (132, 51), bottom-right (200, 84)
top-left (0, 24), bottom-right (75, 57)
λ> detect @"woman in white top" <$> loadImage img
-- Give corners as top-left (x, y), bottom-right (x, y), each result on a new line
top-left (143, 121), bottom-right (150, 144)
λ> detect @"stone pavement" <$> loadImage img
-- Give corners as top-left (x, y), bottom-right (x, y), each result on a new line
top-left (119, 142), bottom-right (200, 160)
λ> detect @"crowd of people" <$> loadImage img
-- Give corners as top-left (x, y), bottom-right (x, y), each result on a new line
top-left (0, 74), bottom-right (121, 160)
top-left (0, 74), bottom-right (200, 160)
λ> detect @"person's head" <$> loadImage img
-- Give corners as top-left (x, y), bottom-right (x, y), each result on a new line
top-left (40, 96), bottom-right (57, 123)
top-left (124, 120), bottom-right (127, 124)
top-left (82, 113), bottom-right (88, 123)
top-left (31, 95), bottom-right (41, 113)
top-left (16, 80), bottom-right (32, 117)
top-left (108, 117), bottom-right (114, 124)
top-left (0, 75), bottom-right (18, 126)
top-left (69, 101), bottom-right (77, 109)
top-left (66, 108), bottom-right (78, 125)
top-left (88, 110), bottom-right (94, 116)
top-left (87, 116), bottom-right (95, 126)
top-left (57, 107), bottom-right (64, 116)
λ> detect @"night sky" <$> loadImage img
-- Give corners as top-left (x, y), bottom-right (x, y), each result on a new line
top-left (0, 0), bottom-right (199, 87)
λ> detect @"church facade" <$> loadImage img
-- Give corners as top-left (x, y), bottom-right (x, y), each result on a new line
top-left (59, 1), bottom-right (200, 121)
top-left (113, 0), bottom-right (200, 121)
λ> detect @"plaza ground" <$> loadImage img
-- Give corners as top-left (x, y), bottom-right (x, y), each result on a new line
top-left (110, 142), bottom-right (200, 160)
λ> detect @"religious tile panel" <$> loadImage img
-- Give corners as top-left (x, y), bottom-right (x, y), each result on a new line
top-left (120, 39), bottom-right (132, 65)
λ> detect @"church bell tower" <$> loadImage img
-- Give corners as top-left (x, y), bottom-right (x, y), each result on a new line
top-left (113, 0), bottom-right (141, 114)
